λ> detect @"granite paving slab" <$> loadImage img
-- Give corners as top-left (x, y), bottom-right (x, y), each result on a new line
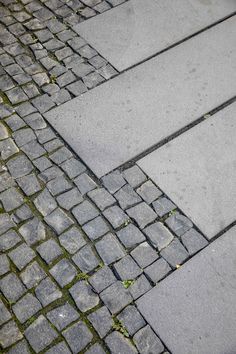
top-left (73, 0), bottom-right (236, 71)
top-left (136, 226), bottom-right (236, 354)
top-left (138, 102), bottom-right (236, 239)
top-left (45, 17), bottom-right (236, 177)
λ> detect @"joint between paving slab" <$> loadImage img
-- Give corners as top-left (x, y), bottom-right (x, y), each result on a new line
top-left (115, 95), bottom-right (236, 171)
top-left (118, 12), bottom-right (236, 74)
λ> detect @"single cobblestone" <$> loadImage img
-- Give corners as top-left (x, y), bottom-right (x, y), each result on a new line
top-left (165, 212), bottom-right (193, 236)
top-left (19, 217), bottom-right (46, 245)
top-left (127, 202), bottom-right (157, 229)
top-left (72, 244), bottom-right (100, 273)
top-left (0, 186), bottom-right (24, 211)
top-left (25, 315), bottom-right (58, 353)
top-left (50, 258), bottom-right (77, 287)
top-left (181, 228), bottom-right (208, 255)
top-left (88, 306), bottom-right (112, 338)
top-left (89, 265), bottom-right (117, 293)
top-left (134, 325), bottom-right (164, 354)
top-left (131, 242), bottom-right (158, 268)
top-left (20, 261), bottom-right (46, 289)
top-left (35, 277), bottom-right (62, 306)
top-left (160, 238), bottom-right (189, 268)
top-left (105, 331), bottom-right (138, 354)
top-left (8, 243), bottom-right (35, 270)
top-left (103, 205), bottom-right (129, 229)
top-left (36, 238), bottom-right (63, 264)
top-left (0, 230), bottom-right (21, 251)
top-left (69, 280), bottom-right (100, 312)
top-left (95, 233), bottom-right (125, 265)
top-left (62, 322), bottom-right (93, 353)
top-left (0, 320), bottom-right (23, 349)
top-left (114, 255), bottom-right (142, 281)
top-left (0, 273), bottom-right (26, 303)
top-left (144, 258), bottom-right (171, 283)
top-left (12, 293), bottom-right (42, 323)
top-left (115, 184), bottom-right (142, 209)
top-left (72, 200), bottom-right (99, 225)
top-left (82, 216), bottom-right (109, 240)
top-left (59, 226), bottom-right (86, 254)
top-left (46, 303), bottom-right (79, 331)
top-left (45, 207), bottom-right (74, 234)
top-left (34, 188), bottom-right (57, 216)
top-left (116, 224), bottom-right (146, 249)
top-left (143, 221), bottom-right (174, 251)
top-left (117, 305), bottom-right (146, 336)
top-left (56, 187), bottom-right (83, 210)
top-left (100, 281), bottom-right (132, 314)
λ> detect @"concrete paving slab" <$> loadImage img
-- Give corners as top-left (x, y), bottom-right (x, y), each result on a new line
top-left (137, 226), bottom-right (236, 354)
top-left (138, 102), bottom-right (236, 239)
top-left (74, 0), bottom-right (236, 71)
top-left (45, 17), bottom-right (236, 178)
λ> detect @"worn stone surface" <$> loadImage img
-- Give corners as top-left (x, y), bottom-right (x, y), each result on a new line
top-left (89, 266), bottom-right (117, 293)
top-left (62, 322), bottom-right (93, 353)
top-left (95, 233), bottom-right (125, 265)
top-left (114, 255), bottom-right (142, 280)
top-left (35, 277), bottom-right (62, 306)
top-left (12, 293), bottom-right (42, 323)
top-left (25, 315), bottom-right (58, 353)
top-left (69, 280), bottom-right (99, 312)
top-left (139, 103), bottom-right (236, 239)
top-left (116, 224), bottom-right (145, 249)
top-left (0, 321), bottom-right (23, 349)
top-left (137, 227), bottom-right (236, 354)
top-left (117, 305), bottom-right (146, 336)
top-left (133, 325), bottom-right (164, 354)
top-left (59, 226), bottom-right (86, 254)
top-left (143, 222), bottom-right (174, 250)
top-left (50, 259), bottom-right (77, 287)
top-left (74, 0), bottom-right (236, 71)
top-left (46, 18), bottom-right (236, 177)
top-left (105, 331), bottom-right (138, 354)
top-left (82, 216), bottom-right (109, 240)
top-left (0, 273), bottom-right (26, 302)
top-left (46, 303), bottom-right (79, 330)
top-left (88, 306), bottom-right (112, 338)
top-left (100, 281), bottom-right (132, 314)
top-left (72, 244), bottom-right (100, 272)
top-left (131, 242), bottom-right (158, 268)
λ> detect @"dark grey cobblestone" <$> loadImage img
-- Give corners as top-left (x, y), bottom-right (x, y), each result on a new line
top-left (24, 315), bottom-right (58, 353)
top-left (0, 2), bottom-right (209, 352)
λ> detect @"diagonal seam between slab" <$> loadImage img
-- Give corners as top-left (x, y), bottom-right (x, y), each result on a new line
top-left (73, 0), bottom-right (236, 71)
top-left (45, 16), bottom-right (236, 178)
top-left (137, 101), bottom-right (236, 240)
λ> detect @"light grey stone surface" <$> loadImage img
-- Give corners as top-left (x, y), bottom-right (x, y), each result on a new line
top-left (138, 102), bottom-right (236, 239)
top-left (137, 226), bottom-right (236, 354)
top-left (74, 0), bottom-right (236, 71)
top-left (45, 18), bottom-right (236, 177)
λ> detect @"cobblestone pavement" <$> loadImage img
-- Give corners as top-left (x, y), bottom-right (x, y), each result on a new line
top-left (0, 0), bottom-right (211, 353)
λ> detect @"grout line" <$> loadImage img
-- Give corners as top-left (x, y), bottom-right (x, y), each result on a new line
top-left (119, 12), bottom-right (236, 74)
top-left (116, 95), bottom-right (236, 171)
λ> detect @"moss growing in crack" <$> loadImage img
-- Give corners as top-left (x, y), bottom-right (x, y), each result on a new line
top-left (122, 279), bottom-right (134, 289)
top-left (50, 74), bottom-right (57, 84)
top-left (112, 318), bottom-right (129, 338)
top-left (75, 272), bottom-right (89, 281)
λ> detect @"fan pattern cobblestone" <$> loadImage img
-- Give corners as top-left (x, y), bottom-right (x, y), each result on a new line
top-left (0, 0), bottom-right (210, 352)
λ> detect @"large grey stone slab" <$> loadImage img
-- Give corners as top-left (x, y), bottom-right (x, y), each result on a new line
top-left (45, 18), bottom-right (236, 178)
top-left (137, 226), bottom-right (236, 354)
top-left (74, 0), bottom-right (236, 71)
top-left (138, 102), bottom-right (236, 239)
